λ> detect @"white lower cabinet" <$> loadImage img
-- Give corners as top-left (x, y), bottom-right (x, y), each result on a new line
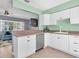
top-left (68, 35), bottom-right (79, 57)
top-left (48, 33), bottom-right (68, 52)
top-left (47, 33), bottom-right (57, 48)
top-left (44, 33), bottom-right (51, 47)
top-left (13, 35), bottom-right (36, 58)
top-left (13, 33), bottom-right (79, 58)
top-left (55, 34), bottom-right (68, 52)
top-left (45, 33), bottom-right (79, 57)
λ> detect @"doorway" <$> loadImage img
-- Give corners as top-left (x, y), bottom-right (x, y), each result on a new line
top-left (0, 20), bottom-right (13, 58)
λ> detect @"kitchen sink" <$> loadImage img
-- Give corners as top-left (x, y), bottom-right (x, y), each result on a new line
top-left (54, 32), bottom-right (68, 34)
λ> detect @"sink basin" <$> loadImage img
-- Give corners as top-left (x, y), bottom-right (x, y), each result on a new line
top-left (54, 32), bottom-right (68, 34)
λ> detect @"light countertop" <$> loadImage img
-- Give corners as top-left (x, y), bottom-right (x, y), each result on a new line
top-left (12, 30), bottom-right (79, 37)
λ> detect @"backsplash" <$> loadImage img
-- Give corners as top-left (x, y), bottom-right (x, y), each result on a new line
top-left (39, 19), bottom-right (79, 31)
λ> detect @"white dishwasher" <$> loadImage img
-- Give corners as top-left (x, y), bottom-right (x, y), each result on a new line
top-left (36, 33), bottom-right (44, 51)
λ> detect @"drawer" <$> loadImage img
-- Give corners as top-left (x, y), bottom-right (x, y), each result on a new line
top-left (70, 39), bottom-right (79, 46)
top-left (70, 42), bottom-right (79, 50)
top-left (72, 42), bottom-right (79, 45)
top-left (26, 35), bottom-right (32, 38)
top-left (69, 35), bottom-right (79, 39)
top-left (69, 48), bottom-right (79, 56)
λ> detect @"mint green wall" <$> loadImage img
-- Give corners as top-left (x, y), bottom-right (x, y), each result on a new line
top-left (13, 0), bottom-right (42, 14)
top-left (43, 0), bottom-right (79, 14)
top-left (39, 19), bottom-right (79, 31)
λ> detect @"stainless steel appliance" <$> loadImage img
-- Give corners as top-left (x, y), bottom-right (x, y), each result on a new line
top-left (36, 33), bottom-right (44, 51)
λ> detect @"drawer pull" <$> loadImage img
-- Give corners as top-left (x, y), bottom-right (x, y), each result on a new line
top-left (74, 43), bottom-right (78, 44)
top-left (27, 40), bottom-right (30, 42)
top-left (57, 37), bottom-right (60, 39)
top-left (73, 50), bottom-right (78, 52)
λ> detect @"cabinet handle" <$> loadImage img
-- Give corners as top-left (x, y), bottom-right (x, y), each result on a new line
top-left (74, 43), bottom-right (78, 44)
top-left (27, 40), bottom-right (30, 42)
top-left (57, 37), bottom-right (60, 39)
top-left (73, 50), bottom-right (78, 52)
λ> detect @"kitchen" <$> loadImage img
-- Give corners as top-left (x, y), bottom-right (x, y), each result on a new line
top-left (0, 0), bottom-right (79, 58)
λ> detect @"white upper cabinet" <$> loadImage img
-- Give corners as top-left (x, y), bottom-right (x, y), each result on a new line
top-left (52, 9), bottom-right (70, 20)
top-left (39, 14), bottom-right (44, 26)
top-left (58, 9), bottom-right (70, 19)
top-left (39, 14), bottom-right (50, 25)
top-left (39, 9), bottom-right (70, 26)
top-left (39, 14), bottom-right (57, 25)
top-left (50, 9), bottom-right (70, 25)
top-left (50, 13), bottom-right (57, 25)
top-left (70, 6), bottom-right (79, 24)
top-left (43, 14), bottom-right (50, 25)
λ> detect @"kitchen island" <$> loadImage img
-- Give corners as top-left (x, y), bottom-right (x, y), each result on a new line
top-left (12, 30), bottom-right (43, 58)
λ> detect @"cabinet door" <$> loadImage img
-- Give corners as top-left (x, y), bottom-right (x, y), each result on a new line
top-left (18, 36), bottom-right (28, 58)
top-left (39, 14), bottom-right (51, 25)
top-left (28, 35), bottom-right (36, 55)
top-left (50, 14), bottom-right (57, 25)
top-left (70, 6), bottom-right (79, 24)
top-left (56, 35), bottom-right (68, 51)
top-left (43, 14), bottom-right (50, 25)
top-left (59, 9), bottom-right (70, 19)
top-left (49, 34), bottom-right (68, 52)
top-left (39, 15), bottom-right (44, 26)
top-left (48, 33), bottom-right (57, 47)
top-left (16, 35), bottom-right (36, 58)
top-left (44, 33), bottom-right (51, 47)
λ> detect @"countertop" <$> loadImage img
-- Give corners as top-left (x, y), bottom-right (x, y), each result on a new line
top-left (12, 30), bottom-right (42, 37)
top-left (12, 30), bottom-right (79, 37)
top-left (47, 30), bottom-right (79, 36)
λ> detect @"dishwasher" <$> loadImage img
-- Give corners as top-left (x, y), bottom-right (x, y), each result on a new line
top-left (36, 33), bottom-right (44, 51)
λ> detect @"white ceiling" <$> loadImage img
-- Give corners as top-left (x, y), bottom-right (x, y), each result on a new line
top-left (20, 0), bottom-right (70, 11)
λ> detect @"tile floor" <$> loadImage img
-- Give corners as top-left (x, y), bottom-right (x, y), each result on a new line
top-left (0, 43), bottom-right (76, 58)
top-left (0, 41), bottom-right (13, 58)
top-left (28, 47), bottom-right (76, 58)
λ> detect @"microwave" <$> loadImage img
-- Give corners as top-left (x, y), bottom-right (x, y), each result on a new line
top-left (31, 18), bottom-right (38, 27)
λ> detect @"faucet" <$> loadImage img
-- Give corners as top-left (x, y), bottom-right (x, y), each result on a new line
top-left (59, 26), bottom-right (62, 32)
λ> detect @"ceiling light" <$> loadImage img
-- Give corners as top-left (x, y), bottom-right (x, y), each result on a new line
top-left (24, 0), bottom-right (30, 3)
